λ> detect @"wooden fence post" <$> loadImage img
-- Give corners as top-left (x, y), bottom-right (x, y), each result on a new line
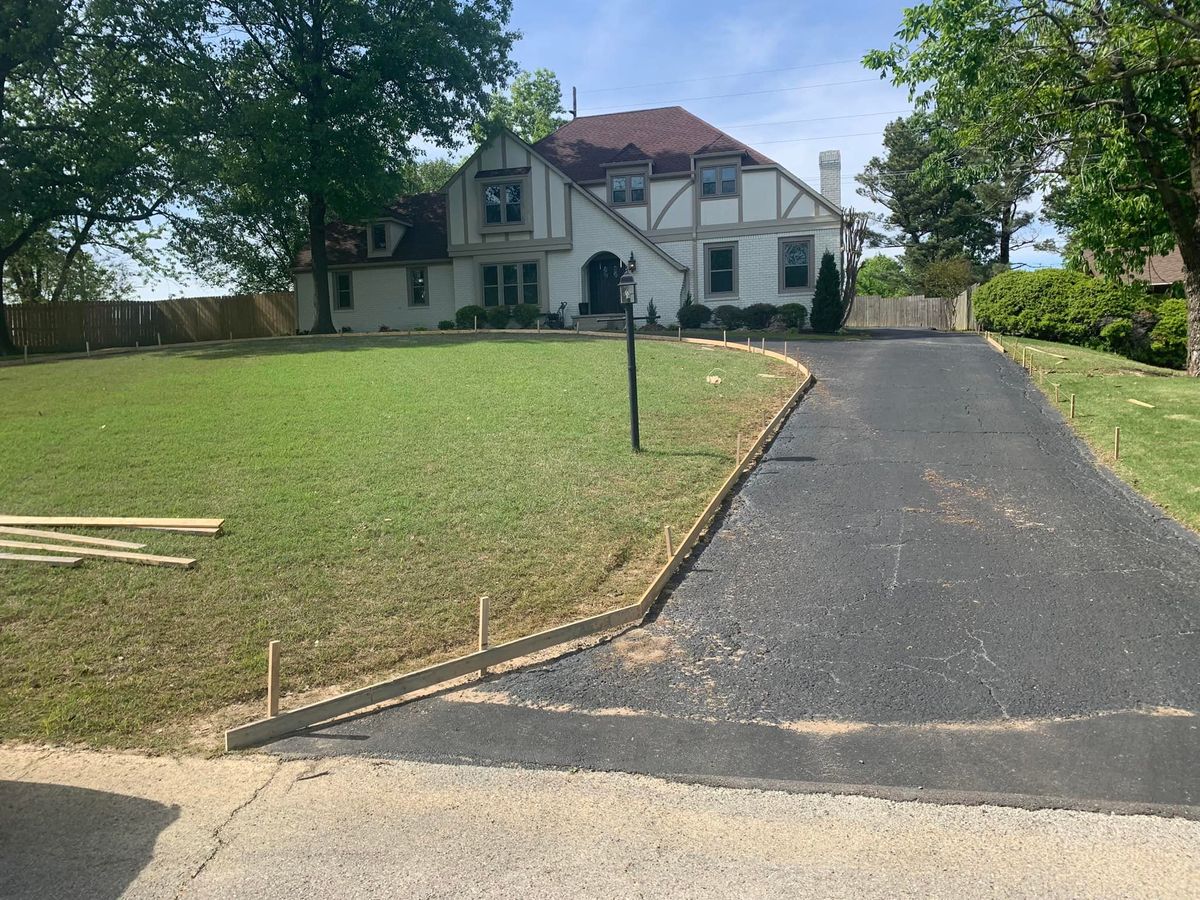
top-left (267, 640), bottom-right (280, 718)
top-left (478, 595), bottom-right (490, 677)
top-left (664, 525), bottom-right (674, 561)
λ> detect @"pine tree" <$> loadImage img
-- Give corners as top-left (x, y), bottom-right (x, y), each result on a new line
top-left (809, 252), bottom-right (843, 333)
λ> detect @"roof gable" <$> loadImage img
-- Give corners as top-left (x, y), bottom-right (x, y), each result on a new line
top-left (533, 106), bottom-right (776, 183)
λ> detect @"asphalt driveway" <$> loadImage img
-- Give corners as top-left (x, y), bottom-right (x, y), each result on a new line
top-left (273, 331), bottom-right (1200, 814)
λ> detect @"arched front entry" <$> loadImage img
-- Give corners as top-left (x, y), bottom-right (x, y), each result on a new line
top-left (585, 252), bottom-right (623, 316)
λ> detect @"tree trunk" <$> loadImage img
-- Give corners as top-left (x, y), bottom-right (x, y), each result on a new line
top-left (998, 203), bottom-right (1012, 266)
top-left (1184, 265), bottom-right (1200, 377)
top-left (0, 258), bottom-right (13, 355)
top-left (308, 193), bottom-right (335, 334)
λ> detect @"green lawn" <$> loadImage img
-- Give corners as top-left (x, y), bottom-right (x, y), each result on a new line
top-left (997, 335), bottom-right (1200, 532)
top-left (0, 334), bottom-right (798, 751)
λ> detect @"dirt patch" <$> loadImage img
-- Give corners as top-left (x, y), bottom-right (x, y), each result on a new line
top-left (608, 632), bottom-right (678, 672)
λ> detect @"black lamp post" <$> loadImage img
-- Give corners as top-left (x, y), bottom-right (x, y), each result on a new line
top-left (619, 267), bottom-right (640, 451)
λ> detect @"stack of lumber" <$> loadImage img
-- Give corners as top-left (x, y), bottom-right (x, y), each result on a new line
top-left (0, 516), bottom-right (224, 570)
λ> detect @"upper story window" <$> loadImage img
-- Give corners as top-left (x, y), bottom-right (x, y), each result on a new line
top-left (333, 271), bottom-right (353, 309)
top-left (371, 223), bottom-right (388, 251)
top-left (610, 173), bottom-right (646, 205)
top-left (408, 267), bottom-right (428, 307)
top-left (700, 164), bottom-right (738, 197)
top-left (483, 182), bottom-right (523, 225)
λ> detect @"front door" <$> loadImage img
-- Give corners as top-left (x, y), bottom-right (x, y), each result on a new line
top-left (587, 255), bottom-right (622, 315)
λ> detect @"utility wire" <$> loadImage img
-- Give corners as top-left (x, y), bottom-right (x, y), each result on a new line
top-left (579, 57), bottom-right (867, 94)
top-left (577, 77), bottom-right (883, 113)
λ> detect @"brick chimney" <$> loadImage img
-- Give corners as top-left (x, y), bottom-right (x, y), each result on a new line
top-left (819, 149), bottom-right (842, 209)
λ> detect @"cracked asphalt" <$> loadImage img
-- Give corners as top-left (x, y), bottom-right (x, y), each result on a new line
top-left (273, 331), bottom-right (1200, 814)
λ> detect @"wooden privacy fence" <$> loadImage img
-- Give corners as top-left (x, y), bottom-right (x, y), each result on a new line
top-left (844, 286), bottom-right (976, 331)
top-left (7, 292), bottom-right (296, 354)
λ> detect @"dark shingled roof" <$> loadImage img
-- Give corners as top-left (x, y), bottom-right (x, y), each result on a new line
top-left (294, 192), bottom-right (448, 269)
top-left (533, 106), bottom-right (776, 183)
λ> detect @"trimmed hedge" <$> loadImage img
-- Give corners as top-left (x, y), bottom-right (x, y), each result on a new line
top-left (742, 303), bottom-right (778, 329)
top-left (455, 304), bottom-right (487, 329)
top-left (974, 268), bottom-right (1184, 368)
top-left (510, 303), bottom-right (540, 327)
top-left (777, 303), bottom-right (808, 330)
top-left (484, 305), bottom-right (511, 329)
top-left (713, 304), bottom-right (744, 329)
top-left (677, 299), bottom-right (712, 329)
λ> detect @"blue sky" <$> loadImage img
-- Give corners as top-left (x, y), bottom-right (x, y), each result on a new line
top-left (149, 0), bottom-right (1060, 298)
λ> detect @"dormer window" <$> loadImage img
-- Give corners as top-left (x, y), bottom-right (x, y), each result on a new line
top-left (483, 182), bottom-right (523, 225)
top-left (371, 223), bottom-right (388, 251)
top-left (700, 164), bottom-right (738, 197)
top-left (610, 173), bottom-right (646, 206)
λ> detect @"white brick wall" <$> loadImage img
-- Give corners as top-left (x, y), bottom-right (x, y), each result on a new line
top-left (547, 188), bottom-right (688, 326)
top-left (295, 263), bottom-right (456, 332)
top-left (691, 227), bottom-right (840, 321)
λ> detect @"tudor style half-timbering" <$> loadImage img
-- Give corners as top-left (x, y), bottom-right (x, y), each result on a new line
top-left (294, 106), bottom-right (841, 332)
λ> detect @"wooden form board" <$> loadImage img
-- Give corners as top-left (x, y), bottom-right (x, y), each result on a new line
top-left (226, 337), bottom-right (813, 750)
top-left (141, 526), bottom-right (222, 536)
top-left (0, 552), bottom-right (84, 567)
top-left (0, 526), bottom-right (146, 550)
top-left (0, 515), bottom-right (223, 530)
top-left (0, 538), bottom-right (195, 569)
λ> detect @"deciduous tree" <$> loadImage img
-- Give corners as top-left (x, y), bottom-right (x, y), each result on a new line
top-left (472, 68), bottom-right (566, 144)
top-left (866, 0), bottom-right (1200, 376)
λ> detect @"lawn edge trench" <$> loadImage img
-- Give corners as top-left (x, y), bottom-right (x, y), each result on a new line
top-left (225, 332), bottom-right (814, 750)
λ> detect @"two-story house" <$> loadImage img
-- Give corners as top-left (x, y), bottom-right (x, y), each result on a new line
top-left (294, 106), bottom-right (842, 331)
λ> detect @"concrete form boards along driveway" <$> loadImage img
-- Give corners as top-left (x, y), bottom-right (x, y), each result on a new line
top-left (273, 331), bottom-right (1200, 815)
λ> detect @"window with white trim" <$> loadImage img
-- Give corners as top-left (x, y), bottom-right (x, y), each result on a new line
top-left (482, 261), bottom-right (539, 307)
top-left (371, 223), bottom-right (387, 251)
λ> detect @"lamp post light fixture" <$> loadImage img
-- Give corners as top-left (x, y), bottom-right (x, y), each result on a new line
top-left (619, 267), bottom-right (641, 451)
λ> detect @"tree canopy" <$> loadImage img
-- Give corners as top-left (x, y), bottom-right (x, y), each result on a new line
top-left (472, 68), bottom-right (567, 144)
top-left (865, 0), bottom-right (1200, 375)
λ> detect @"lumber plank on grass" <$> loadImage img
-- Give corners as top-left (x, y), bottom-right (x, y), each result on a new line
top-left (0, 526), bottom-right (147, 550)
top-left (140, 526), bottom-right (222, 536)
top-left (0, 539), bottom-right (195, 569)
top-left (0, 515), bottom-right (223, 530)
top-left (0, 552), bottom-right (84, 567)
top-left (1127, 398), bottom-right (1155, 409)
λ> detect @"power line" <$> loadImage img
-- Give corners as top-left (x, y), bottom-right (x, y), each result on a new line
top-left (720, 109), bottom-right (911, 130)
top-left (579, 57), bottom-right (866, 95)
top-left (755, 129), bottom-right (886, 145)
top-left (577, 77), bottom-right (883, 114)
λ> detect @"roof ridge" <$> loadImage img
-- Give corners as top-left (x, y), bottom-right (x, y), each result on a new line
top-left (564, 105), bottom-right (687, 123)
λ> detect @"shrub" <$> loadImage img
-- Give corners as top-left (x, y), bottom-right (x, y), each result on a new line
top-left (1099, 319), bottom-right (1134, 356)
top-left (456, 304), bottom-right (487, 329)
top-left (974, 269), bottom-right (1155, 345)
top-left (1149, 298), bottom-right (1188, 369)
top-left (438, 320), bottom-right (455, 331)
top-left (777, 303), bottom-right (808, 330)
top-left (742, 303), bottom-right (778, 330)
top-left (485, 305), bottom-right (511, 329)
top-left (809, 251), bottom-right (843, 333)
top-left (713, 304), bottom-right (745, 330)
top-left (510, 303), bottom-right (540, 327)
top-left (677, 299), bottom-right (712, 329)
top-left (921, 257), bottom-right (975, 299)
top-left (644, 299), bottom-right (659, 326)
top-left (857, 255), bottom-right (911, 297)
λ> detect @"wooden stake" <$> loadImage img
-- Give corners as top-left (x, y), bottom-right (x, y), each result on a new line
top-left (736, 432), bottom-right (742, 463)
top-left (1114, 426), bottom-right (1121, 459)
top-left (1070, 394), bottom-right (1076, 419)
top-left (478, 595), bottom-right (490, 677)
top-left (678, 325), bottom-right (682, 341)
top-left (267, 641), bottom-right (280, 717)
top-left (0, 515), bottom-right (223, 530)
top-left (761, 338), bottom-right (766, 353)
top-left (23, 345), bottom-right (28, 363)
top-left (85, 341), bottom-right (91, 356)
top-left (783, 340), bottom-right (788, 361)
top-left (747, 336), bottom-right (752, 351)
top-left (157, 332), bottom-right (162, 346)
top-left (723, 330), bottom-right (727, 348)
top-left (474, 315), bottom-right (478, 331)
top-left (1054, 383), bottom-right (1060, 402)
top-left (664, 525), bottom-right (674, 560)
